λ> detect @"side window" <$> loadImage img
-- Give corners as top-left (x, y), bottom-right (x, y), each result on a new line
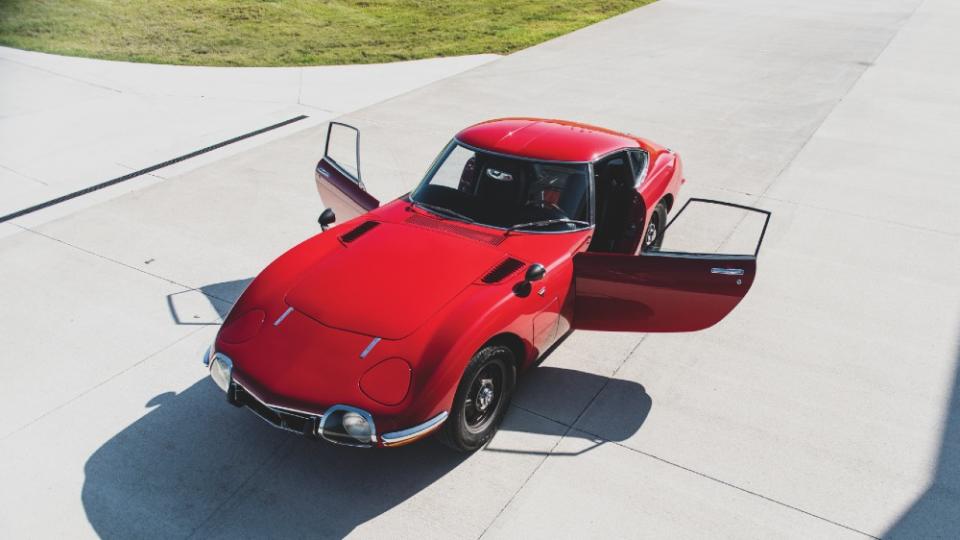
top-left (325, 122), bottom-right (361, 183)
top-left (628, 149), bottom-right (648, 187)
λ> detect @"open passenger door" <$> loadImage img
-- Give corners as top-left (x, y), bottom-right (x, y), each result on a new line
top-left (574, 199), bottom-right (771, 332)
top-left (315, 122), bottom-right (379, 223)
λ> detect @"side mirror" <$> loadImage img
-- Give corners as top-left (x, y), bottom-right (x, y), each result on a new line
top-left (525, 263), bottom-right (546, 282)
top-left (514, 263), bottom-right (546, 298)
top-left (318, 208), bottom-right (336, 231)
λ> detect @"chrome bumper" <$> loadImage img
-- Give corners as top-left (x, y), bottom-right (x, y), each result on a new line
top-left (207, 349), bottom-right (447, 447)
top-left (381, 411), bottom-right (449, 447)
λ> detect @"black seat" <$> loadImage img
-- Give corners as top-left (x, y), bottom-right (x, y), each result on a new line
top-left (592, 157), bottom-right (634, 251)
top-left (476, 157), bottom-right (527, 225)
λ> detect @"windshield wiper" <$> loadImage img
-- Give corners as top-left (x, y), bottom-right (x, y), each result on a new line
top-left (506, 218), bottom-right (590, 234)
top-left (410, 200), bottom-right (475, 223)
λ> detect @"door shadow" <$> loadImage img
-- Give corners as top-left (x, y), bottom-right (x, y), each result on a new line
top-left (81, 366), bottom-right (651, 538)
top-left (885, 331), bottom-right (960, 538)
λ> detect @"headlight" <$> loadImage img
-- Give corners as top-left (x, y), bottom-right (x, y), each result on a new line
top-left (319, 405), bottom-right (377, 447)
top-left (343, 412), bottom-right (372, 440)
top-left (209, 354), bottom-right (233, 393)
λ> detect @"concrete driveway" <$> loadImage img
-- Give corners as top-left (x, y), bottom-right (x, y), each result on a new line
top-left (0, 46), bottom-right (497, 219)
top-left (1, 0), bottom-right (958, 538)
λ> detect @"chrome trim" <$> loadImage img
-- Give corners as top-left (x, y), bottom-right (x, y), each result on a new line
top-left (381, 411), bottom-right (449, 447)
top-left (319, 404), bottom-right (377, 447)
top-left (235, 380), bottom-right (323, 417)
top-left (273, 306), bottom-right (294, 326)
top-left (202, 344), bottom-right (214, 367)
top-left (209, 353), bottom-right (233, 393)
top-left (359, 337), bottom-right (381, 359)
top-left (711, 267), bottom-right (745, 276)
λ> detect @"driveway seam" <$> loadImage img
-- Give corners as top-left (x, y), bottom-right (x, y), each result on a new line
top-left (0, 324), bottom-right (207, 443)
top-left (10, 224), bottom-right (237, 305)
top-left (477, 336), bottom-right (648, 539)
top-left (506, 402), bottom-right (878, 539)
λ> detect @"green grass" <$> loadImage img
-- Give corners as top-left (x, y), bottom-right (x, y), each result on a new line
top-left (0, 0), bottom-right (653, 66)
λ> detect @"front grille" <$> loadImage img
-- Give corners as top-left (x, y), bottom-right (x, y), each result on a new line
top-left (231, 383), bottom-right (320, 436)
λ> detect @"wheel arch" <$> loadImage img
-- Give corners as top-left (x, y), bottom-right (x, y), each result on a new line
top-left (660, 193), bottom-right (674, 212)
top-left (483, 332), bottom-right (527, 372)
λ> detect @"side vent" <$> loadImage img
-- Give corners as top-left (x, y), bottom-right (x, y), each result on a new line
top-left (340, 221), bottom-right (380, 243)
top-left (482, 258), bottom-right (524, 284)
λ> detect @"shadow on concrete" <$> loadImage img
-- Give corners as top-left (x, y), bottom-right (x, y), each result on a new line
top-left (885, 334), bottom-right (960, 538)
top-left (165, 278), bottom-right (252, 325)
top-left (80, 366), bottom-right (651, 538)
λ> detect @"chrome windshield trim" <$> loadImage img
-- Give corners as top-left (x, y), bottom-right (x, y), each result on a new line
top-left (381, 411), bottom-right (449, 446)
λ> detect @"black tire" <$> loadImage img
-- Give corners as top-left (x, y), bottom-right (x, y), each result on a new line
top-left (438, 344), bottom-right (517, 452)
top-left (641, 202), bottom-right (668, 251)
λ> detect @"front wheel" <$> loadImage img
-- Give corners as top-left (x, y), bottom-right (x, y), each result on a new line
top-left (438, 344), bottom-right (517, 452)
top-left (641, 202), bottom-right (668, 251)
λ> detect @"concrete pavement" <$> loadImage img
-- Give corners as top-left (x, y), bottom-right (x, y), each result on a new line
top-left (1, 0), bottom-right (959, 538)
top-left (0, 46), bottom-right (497, 220)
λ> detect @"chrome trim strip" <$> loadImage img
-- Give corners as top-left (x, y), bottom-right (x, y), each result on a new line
top-left (711, 267), bottom-right (746, 276)
top-left (235, 381), bottom-right (323, 418)
top-left (273, 306), bottom-right (294, 326)
top-left (381, 411), bottom-right (449, 446)
top-left (359, 337), bottom-right (381, 359)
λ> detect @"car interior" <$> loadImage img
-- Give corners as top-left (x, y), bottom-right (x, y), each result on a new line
top-left (590, 150), bottom-right (644, 253)
top-left (414, 148), bottom-right (590, 230)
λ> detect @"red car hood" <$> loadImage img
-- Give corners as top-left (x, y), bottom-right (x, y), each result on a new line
top-left (285, 220), bottom-right (505, 339)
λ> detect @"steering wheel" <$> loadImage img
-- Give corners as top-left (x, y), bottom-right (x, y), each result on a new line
top-left (527, 199), bottom-right (563, 213)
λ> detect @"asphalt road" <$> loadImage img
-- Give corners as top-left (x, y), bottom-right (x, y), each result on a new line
top-left (1, 0), bottom-right (958, 538)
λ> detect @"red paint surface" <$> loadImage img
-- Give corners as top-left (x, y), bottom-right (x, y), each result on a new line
top-left (216, 119), bottom-right (763, 445)
top-left (360, 357), bottom-right (412, 406)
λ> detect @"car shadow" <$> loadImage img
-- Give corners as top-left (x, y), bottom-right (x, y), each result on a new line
top-left (165, 278), bottom-right (253, 325)
top-left (885, 328), bottom-right (960, 538)
top-left (81, 366), bottom-right (651, 538)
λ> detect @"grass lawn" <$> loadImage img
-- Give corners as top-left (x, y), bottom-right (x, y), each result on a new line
top-left (0, 0), bottom-right (653, 66)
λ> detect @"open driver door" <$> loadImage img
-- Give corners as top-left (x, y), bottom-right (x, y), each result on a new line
top-left (315, 122), bottom-right (379, 225)
top-left (574, 199), bottom-right (771, 332)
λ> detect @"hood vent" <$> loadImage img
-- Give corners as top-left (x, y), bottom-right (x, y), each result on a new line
top-left (482, 257), bottom-right (524, 284)
top-left (340, 221), bottom-right (380, 243)
top-left (405, 214), bottom-right (504, 246)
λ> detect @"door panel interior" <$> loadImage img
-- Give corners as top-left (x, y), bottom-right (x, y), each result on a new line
top-left (573, 252), bottom-right (756, 332)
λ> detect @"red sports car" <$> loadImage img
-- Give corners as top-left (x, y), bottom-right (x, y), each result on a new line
top-left (204, 118), bottom-right (769, 451)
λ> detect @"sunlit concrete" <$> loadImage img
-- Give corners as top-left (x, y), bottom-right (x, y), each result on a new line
top-left (1, 0), bottom-right (959, 538)
top-left (0, 46), bottom-right (497, 218)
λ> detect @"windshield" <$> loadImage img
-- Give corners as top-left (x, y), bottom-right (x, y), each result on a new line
top-left (410, 142), bottom-right (591, 232)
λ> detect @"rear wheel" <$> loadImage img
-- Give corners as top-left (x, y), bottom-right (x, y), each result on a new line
top-left (438, 344), bottom-right (516, 452)
top-left (642, 202), bottom-right (668, 251)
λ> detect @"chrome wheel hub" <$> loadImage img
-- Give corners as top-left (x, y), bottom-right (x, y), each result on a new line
top-left (476, 380), bottom-right (495, 412)
top-left (645, 221), bottom-right (657, 245)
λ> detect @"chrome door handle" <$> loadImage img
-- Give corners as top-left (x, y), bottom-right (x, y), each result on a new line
top-left (711, 268), bottom-right (744, 276)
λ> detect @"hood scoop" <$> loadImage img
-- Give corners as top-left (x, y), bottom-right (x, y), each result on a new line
top-left (481, 257), bottom-right (524, 284)
top-left (340, 220), bottom-right (380, 243)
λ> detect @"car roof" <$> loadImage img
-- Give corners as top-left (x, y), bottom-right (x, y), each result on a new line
top-left (455, 118), bottom-right (641, 162)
